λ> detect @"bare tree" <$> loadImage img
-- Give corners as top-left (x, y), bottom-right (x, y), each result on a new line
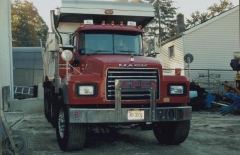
top-left (207, 0), bottom-right (234, 18)
top-left (186, 0), bottom-right (235, 29)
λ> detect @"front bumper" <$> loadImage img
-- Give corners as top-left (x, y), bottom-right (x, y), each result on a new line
top-left (69, 106), bottom-right (192, 123)
top-left (69, 79), bottom-right (191, 123)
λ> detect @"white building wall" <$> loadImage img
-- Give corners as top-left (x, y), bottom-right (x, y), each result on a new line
top-left (183, 7), bottom-right (239, 83)
top-left (157, 37), bottom-right (184, 75)
top-left (0, 0), bottom-right (13, 98)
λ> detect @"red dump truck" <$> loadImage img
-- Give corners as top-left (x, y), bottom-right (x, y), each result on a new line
top-left (43, 0), bottom-right (192, 151)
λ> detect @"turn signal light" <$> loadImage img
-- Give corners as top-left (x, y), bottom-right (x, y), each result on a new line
top-left (102, 20), bottom-right (106, 25)
top-left (120, 21), bottom-right (123, 26)
top-left (175, 68), bottom-right (181, 75)
top-left (80, 23), bottom-right (84, 27)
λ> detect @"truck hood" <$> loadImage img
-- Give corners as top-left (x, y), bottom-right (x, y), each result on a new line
top-left (84, 55), bottom-right (162, 76)
top-left (86, 55), bottom-right (161, 67)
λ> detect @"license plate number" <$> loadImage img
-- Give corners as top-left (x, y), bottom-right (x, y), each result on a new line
top-left (127, 110), bottom-right (144, 120)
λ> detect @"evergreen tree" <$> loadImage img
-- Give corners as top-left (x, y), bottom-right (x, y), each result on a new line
top-left (11, 0), bottom-right (49, 47)
top-left (186, 11), bottom-right (209, 29)
top-left (114, 0), bottom-right (177, 49)
top-left (143, 0), bottom-right (177, 48)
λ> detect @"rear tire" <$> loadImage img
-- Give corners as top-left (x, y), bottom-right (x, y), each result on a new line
top-left (56, 106), bottom-right (87, 151)
top-left (44, 89), bottom-right (51, 122)
top-left (153, 120), bottom-right (190, 145)
top-left (51, 103), bottom-right (58, 128)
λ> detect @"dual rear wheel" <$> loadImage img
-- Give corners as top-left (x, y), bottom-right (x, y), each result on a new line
top-left (44, 88), bottom-right (59, 128)
top-left (44, 89), bottom-right (51, 122)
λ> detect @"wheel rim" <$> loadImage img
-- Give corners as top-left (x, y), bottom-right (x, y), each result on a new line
top-left (58, 108), bottom-right (65, 139)
top-left (5, 136), bottom-right (27, 154)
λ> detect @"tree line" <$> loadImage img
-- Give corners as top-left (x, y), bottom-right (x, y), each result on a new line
top-left (12, 0), bottom-right (235, 47)
top-left (11, 0), bottom-right (48, 47)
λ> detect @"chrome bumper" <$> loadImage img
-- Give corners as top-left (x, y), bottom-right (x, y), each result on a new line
top-left (69, 107), bottom-right (192, 123)
top-left (69, 80), bottom-right (192, 123)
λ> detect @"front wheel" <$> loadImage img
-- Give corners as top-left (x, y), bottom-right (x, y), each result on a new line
top-left (5, 135), bottom-right (28, 155)
top-left (153, 120), bottom-right (190, 145)
top-left (56, 106), bottom-right (87, 151)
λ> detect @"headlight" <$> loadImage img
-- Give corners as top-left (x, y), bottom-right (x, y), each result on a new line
top-left (170, 86), bottom-right (184, 94)
top-left (79, 86), bottom-right (94, 95)
top-left (76, 84), bottom-right (98, 97)
top-left (168, 84), bottom-right (186, 96)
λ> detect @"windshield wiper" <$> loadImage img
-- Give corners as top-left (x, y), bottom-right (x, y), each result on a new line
top-left (116, 50), bottom-right (135, 54)
top-left (89, 50), bottom-right (112, 56)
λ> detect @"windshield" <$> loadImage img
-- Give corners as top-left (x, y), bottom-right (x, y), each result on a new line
top-left (78, 30), bottom-right (143, 55)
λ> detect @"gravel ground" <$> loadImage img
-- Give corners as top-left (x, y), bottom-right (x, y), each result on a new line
top-left (2, 111), bottom-right (240, 155)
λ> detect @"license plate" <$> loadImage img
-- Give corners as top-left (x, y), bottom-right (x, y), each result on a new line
top-left (127, 110), bottom-right (144, 120)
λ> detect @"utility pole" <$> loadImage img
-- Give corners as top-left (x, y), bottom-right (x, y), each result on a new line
top-left (158, 7), bottom-right (161, 50)
top-left (0, 79), bottom-right (2, 153)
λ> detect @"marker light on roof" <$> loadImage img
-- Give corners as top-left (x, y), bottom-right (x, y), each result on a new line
top-left (127, 21), bottom-right (136, 26)
top-left (120, 21), bottom-right (123, 26)
top-left (105, 10), bottom-right (113, 15)
top-left (111, 21), bottom-right (114, 26)
top-left (84, 20), bottom-right (93, 25)
top-left (138, 25), bottom-right (142, 29)
top-left (102, 20), bottom-right (106, 25)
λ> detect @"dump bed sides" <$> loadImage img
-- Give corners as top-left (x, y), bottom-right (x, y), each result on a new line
top-left (52, 0), bottom-right (154, 49)
top-left (55, 0), bottom-right (154, 28)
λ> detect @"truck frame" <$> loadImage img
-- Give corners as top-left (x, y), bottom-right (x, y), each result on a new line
top-left (43, 0), bottom-right (192, 151)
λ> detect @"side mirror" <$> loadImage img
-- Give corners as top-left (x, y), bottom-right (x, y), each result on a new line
top-left (63, 44), bottom-right (75, 51)
top-left (72, 55), bottom-right (80, 67)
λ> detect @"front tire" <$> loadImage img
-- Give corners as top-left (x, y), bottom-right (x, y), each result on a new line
top-left (153, 120), bottom-right (190, 145)
top-left (56, 106), bottom-right (87, 151)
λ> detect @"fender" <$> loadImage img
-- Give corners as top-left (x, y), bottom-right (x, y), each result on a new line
top-left (60, 83), bottom-right (69, 104)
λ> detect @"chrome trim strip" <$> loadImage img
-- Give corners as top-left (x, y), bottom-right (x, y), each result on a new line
top-left (108, 85), bottom-right (115, 88)
top-left (69, 106), bottom-right (192, 123)
top-left (108, 76), bottom-right (157, 78)
top-left (108, 71), bottom-right (157, 74)
top-left (108, 94), bottom-right (150, 97)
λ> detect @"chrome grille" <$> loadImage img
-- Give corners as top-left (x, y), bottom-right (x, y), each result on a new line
top-left (106, 68), bottom-right (159, 100)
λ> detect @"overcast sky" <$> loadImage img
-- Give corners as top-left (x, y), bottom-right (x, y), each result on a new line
top-left (28, 0), bottom-right (239, 31)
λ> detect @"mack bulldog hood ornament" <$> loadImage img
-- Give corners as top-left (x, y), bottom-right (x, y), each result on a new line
top-left (130, 53), bottom-right (134, 62)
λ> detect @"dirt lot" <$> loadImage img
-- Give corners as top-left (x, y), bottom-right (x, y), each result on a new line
top-left (2, 110), bottom-right (240, 155)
